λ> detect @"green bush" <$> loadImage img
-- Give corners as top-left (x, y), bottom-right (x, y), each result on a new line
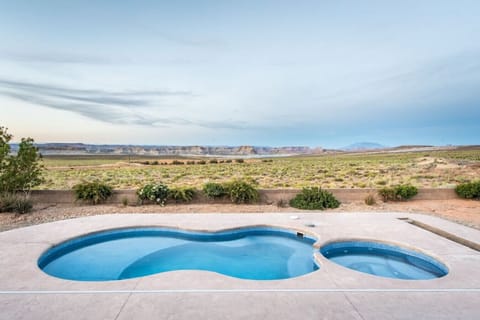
top-left (137, 183), bottom-right (169, 205)
top-left (379, 184), bottom-right (418, 201)
top-left (455, 181), bottom-right (480, 199)
top-left (396, 184), bottom-right (418, 200)
top-left (202, 182), bottom-right (226, 199)
top-left (224, 179), bottom-right (259, 204)
top-left (73, 181), bottom-right (113, 205)
top-left (290, 187), bottom-right (340, 210)
top-left (169, 187), bottom-right (196, 203)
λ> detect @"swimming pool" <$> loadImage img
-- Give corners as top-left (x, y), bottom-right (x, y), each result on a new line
top-left (320, 240), bottom-right (449, 280)
top-left (38, 227), bottom-right (319, 281)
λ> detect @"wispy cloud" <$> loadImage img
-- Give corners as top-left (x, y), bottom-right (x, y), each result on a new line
top-left (152, 30), bottom-right (228, 48)
top-left (0, 79), bottom-right (192, 106)
top-left (0, 78), bottom-right (247, 130)
top-left (0, 50), bottom-right (115, 65)
top-left (137, 22), bottom-right (228, 49)
top-left (309, 50), bottom-right (480, 113)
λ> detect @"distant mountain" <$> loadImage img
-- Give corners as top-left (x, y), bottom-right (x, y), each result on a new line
top-left (342, 142), bottom-right (386, 151)
top-left (11, 143), bottom-right (326, 157)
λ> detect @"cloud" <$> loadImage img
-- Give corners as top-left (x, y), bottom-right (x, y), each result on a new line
top-left (0, 79), bottom-right (192, 107)
top-left (136, 22), bottom-right (228, 49)
top-left (0, 78), bottom-right (247, 130)
top-left (311, 51), bottom-right (480, 119)
top-left (0, 50), bottom-right (114, 65)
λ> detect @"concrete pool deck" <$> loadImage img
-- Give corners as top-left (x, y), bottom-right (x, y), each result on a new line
top-left (0, 212), bottom-right (479, 320)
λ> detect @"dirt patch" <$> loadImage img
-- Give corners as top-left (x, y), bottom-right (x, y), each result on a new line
top-left (416, 157), bottom-right (463, 169)
top-left (1, 199), bottom-right (479, 232)
top-left (333, 199), bottom-right (480, 229)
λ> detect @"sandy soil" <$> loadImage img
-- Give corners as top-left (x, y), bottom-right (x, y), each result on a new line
top-left (1, 199), bottom-right (479, 232)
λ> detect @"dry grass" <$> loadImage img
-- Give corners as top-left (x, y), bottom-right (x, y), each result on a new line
top-left (38, 149), bottom-right (480, 190)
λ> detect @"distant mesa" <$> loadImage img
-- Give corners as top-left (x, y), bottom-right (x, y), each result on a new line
top-left (11, 143), bottom-right (326, 157)
top-left (9, 142), bottom-right (470, 156)
top-left (341, 142), bottom-right (386, 151)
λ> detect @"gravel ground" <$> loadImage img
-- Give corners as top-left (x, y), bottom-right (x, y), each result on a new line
top-left (1, 199), bottom-right (479, 232)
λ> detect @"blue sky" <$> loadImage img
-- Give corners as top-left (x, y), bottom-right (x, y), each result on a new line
top-left (0, 0), bottom-right (479, 148)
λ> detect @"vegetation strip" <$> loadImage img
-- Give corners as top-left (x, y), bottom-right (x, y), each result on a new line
top-left (0, 289), bottom-right (479, 295)
top-left (404, 219), bottom-right (480, 252)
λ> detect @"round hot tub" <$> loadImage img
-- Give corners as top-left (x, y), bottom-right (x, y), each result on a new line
top-left (320, 240), bottom-right (448, 280)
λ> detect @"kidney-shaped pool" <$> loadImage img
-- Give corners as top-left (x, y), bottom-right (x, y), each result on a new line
top-left (38, 227), bottom-right (319, 281)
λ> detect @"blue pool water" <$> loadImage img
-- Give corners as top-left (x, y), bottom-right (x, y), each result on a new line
top-left (38, 227), bottom-right (319, 281)
top-left (321, 241), bottom-right (448, 280)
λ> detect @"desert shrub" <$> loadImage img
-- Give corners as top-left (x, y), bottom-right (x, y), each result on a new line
top-left (209, 159), bottom-right (218, 164)
top-left (0, 194), bottom-right (33, 214)
top-left (364, 194), bottom-right (376, 206)
top-left (290, 187), bottom-right (340, 210)
top-left (455, 181), bottom-right (480, 199)
top-left (73, 181), bottom-right (113, 205)
top-left (169, 187), bottom-right (196, 203)
top-left (224, 179), bottom-right (259, 204)
top-left (379, 184), bottom-right (418, 201)
top-left (121, 197), bottom-right (129, 206)
top-left (276, 199), bottom-right (288, 208)
top-left (202, 182), bottom-right (226, 199)
top-left (137, 183), bottom-right (169, 205)
top-left (197, 160), bottom-right (206, 165)
top-left (235, 158), bottom-right (244, 163)
top-left (378, 187), bottom-right (396, 201)
top-left (13, 197), bottom-right (33, 214)
top-left (186, 160), bottom-right (195, 165)
top-left (171, 160), bottom-right (184, 165)
top-left (225, 159), bottom-right (232, 163)
top-left (0, 193), bottom-right (17, 212)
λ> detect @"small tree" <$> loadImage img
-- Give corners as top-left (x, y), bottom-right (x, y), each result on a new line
top-left (0, 126), bottom-right (44, 206)
top-left (0, 126), bottom-right (13, 192)
top-left (6, 138), bottom-right (44, 196)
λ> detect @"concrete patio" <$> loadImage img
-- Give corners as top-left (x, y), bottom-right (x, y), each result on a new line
top-left (0, 212), bottom-right (479, 320)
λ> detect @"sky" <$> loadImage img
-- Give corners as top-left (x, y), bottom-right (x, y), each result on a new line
top-left (0, 0), bottom-right (479, 148)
